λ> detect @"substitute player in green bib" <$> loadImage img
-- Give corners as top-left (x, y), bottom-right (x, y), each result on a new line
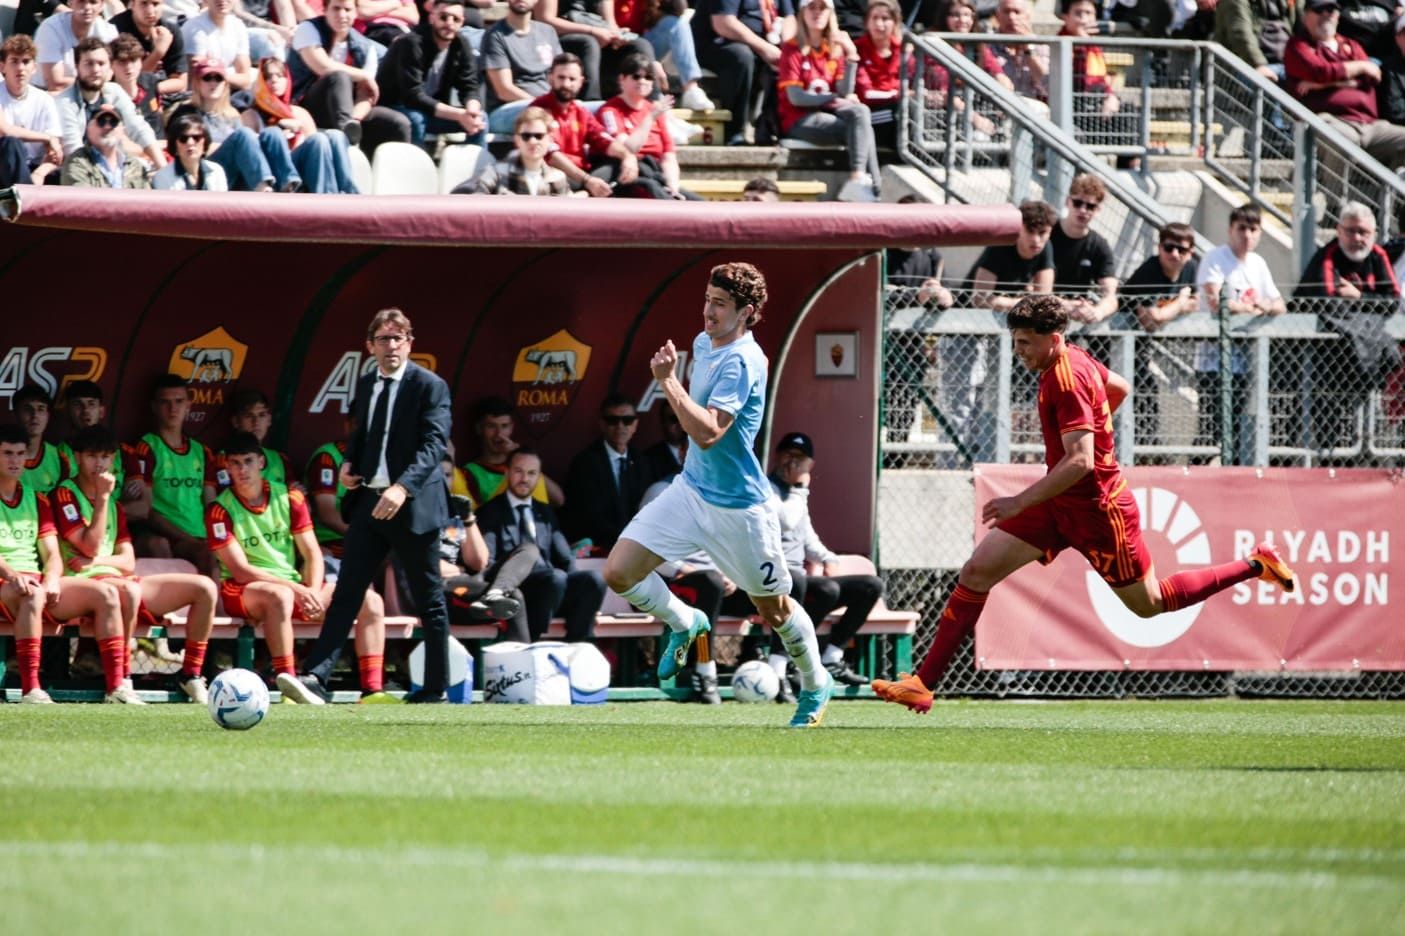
top-left (207, 388), bottom-right (299, 495)
top-left (52, 426), bottom-right (220, 704)
top-left (13, 384), bottom-right (68, 494)
top-left (205, 433), bottom-right (393, 704)
top-left (305, 413), bottom-right (354, 579)
top-left (128, 374), bottom-right (217, 577)
top-left (0, 425), bottom-right (134, 704)
top-left (58, 380), bottom-right (133, 502)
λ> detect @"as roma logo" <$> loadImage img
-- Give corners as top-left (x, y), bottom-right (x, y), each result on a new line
top-left (168, 325), bottom-right (249, 428)
top-left (511, 329), bottom-right (592, 439)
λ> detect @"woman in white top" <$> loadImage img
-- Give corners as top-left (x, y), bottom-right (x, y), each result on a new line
top-left (153, 113), bottom-right (230, 190)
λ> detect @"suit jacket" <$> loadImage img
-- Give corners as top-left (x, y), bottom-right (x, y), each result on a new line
top-left (343, 361), bottom-right (451, 535)
top-left (477, 494), bottom-right (575, 575)
top-left (642, 438), bottom-right (683, 483)
top-left (562, 439), bottom-right (651, 550)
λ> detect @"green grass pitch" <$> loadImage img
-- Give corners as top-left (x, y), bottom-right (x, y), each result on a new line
top-left (2, 698), bottom-right (1402, 935)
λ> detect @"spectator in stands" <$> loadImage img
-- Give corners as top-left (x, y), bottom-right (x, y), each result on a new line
top-left (776, 0), bottom-right (879, 203)
top-left (1121, 221), bottom-right (1199, 452)
top-left (536, 0), bottom-right (657, 101)
top-left (1059, 0), bottom-right (1131, 162)
top-left (922, 0), bottom-right (1010, 142)
top-left (853, 0), bottom-right (911, 150)
top-left (1294, 200), bottom-right (1402, 456)
top-left (153, 112), bottom-right (228, 188)
top-left (692, 0), bottom-right (798, 145)
top-left (742, 175), bottom-right (780, 200)
top-left (56, 38), bottom-right (167, 166)
top-left (1051, 174), bottom-right (1119, 323)
top-left (206, 431), bottom-right (394, 703)
top-left (642, 405), bottom-right (686, 479)
top-left (0, 35), bottom-right (64, 187)
top-left (1195, 203), bottom-right (1284, 462)
top-left (463, 395), bottom-right (566, 505)
top-left (376, 0), bottom-right (486, 149)
top-left (174, 56), bottom-right (302, 190)
top-left (615, 0), bottom-right (716, 112)
top-left (356, 0), bottom-right (422, 49)
top-left (182, 0), bottom-right (256, 91)
top-left (33, 0), bottom-right (118, 92)
top-left (425, 456), bottom-right (533, 641)
top-left (112, 0), bottom-right (188, 98)
top-left (988, 0), bottom-right (1049, 107)
top-left (0, 424), bottom-right (131, 706)
top-left (968, 198), bottom-right (1056, 310)
top-left (12, 385), bottom-right (67, 493)
top-left (128, 373), bottom-right (218, 577)
top-left (290, 0), bottom-right (414, 149)
top-left (534, 52), bottom-right (633, 196)
top-left (110, 34), bottom-right (165, 142)
top-left (1286, 0), bottom-right (1405, 169)
top-left (243, 57), bottom-right (361, 193)
top-left (563, 393), bottom-right (653, 553)
top-left (768, 431), bottom-right (879, 686)
top-left (476, 448), bottom-right (607, 641)
top-left (597, 51), bottom-right (702, 198)
top-left (61, 102), bottom-right (154, 186)
top-left (1379, 14), bottom-right (1405, 126)
top-left (1216, 0), bottom-right (1295, 83)
top-left (53, 424), bottom-right (220, 704)
top-left (463, 105), bottom-right (573, 193)
top-left (482, 0), bottom-right (564, 135)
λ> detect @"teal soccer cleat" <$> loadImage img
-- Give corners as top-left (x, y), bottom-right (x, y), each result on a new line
top-left (658, 610), bottom-right (710, 682)
top-left (789, 672), bottom-right (834, 728)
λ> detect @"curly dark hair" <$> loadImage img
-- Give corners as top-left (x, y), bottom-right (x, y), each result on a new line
top-left (709, 262), bottom-right (768, 326)
top-left (1007, 294), bottom-right (1068, 335)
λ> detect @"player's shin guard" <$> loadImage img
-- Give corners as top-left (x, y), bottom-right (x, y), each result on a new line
top-left (1158, 560), bottom-right (1257, 612)
top-left (358, 653), bottom-right (384, 693)
top-left (99, 636), bottom-right (125, 694)
top-left (15, 637), bottom-right (41, 695)
top-left (915, 584), bottom-right (988, 689)
top-left (773, 602), bottom-right (825, 691)
top-left (617, 573), bottom-right (692, 632)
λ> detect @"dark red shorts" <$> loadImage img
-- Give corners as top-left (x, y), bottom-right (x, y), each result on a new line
top-left (997, 480), bottom-right (1153, 588)
top-left (219, 579), bottom-right (315, 621)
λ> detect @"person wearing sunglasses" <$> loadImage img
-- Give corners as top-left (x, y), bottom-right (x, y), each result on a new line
top-left (1050, 174), bottom-right (1119, 325)
top-left (54, 37), bottom-right (167, 167)
top-left (168, 56), bottom-right (301, 191)
top-left (595, 50), bottom-right (701, 199)
top-left (61, 102), bottom-right (153, 187)
top-left (1120, 221), bottom-right (1198, 453)
top-left (153, 111), bottom-right (228, 189)
top-left (563, 393), bottom-right (654, 555)
top-left (464, 104), bottom-right (572, 194)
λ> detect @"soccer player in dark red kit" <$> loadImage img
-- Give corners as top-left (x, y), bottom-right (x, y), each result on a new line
top-left (873, 294), bottom-right (1299, 714)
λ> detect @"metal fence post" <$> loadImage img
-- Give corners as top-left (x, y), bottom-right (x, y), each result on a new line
top-left (1219, 292), bottom-right (1234, 465)
top-left (1114, 332), bottom-right (1136, 466)
top-left (1293, 122), bottom-right (1318, 277)
top-left (1047, 37), bottom-right (1075, 201)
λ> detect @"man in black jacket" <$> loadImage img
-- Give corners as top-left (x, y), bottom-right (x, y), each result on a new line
top-left (563, 393), bottom-right (653, 555)
top-left (377, 0), bottom-right (486, 148)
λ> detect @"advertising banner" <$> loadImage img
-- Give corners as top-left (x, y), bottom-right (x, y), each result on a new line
top-left (974, 465), bottom-right (1403, 671)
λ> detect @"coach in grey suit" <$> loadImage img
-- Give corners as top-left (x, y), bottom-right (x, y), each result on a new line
top-left (279, 308), bottom-right (454, 704)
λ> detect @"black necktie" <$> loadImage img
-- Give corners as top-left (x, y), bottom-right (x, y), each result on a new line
top-left (361, 376), bottom-right (392, 479)
top-left (615, 454), bottom-right (626, 489)
top-left (516, 503), bottom-right (534, 544)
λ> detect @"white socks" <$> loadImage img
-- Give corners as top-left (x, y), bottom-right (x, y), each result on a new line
top-left (695, 660), bottom-right (717, 679)
top-left (773, 602), bottom-right (825, 691)
top-left (821, 644), bottom-right (844, 666)
top-left (616, 573), bottom-right (692, 633)
top-left (768, 653), bottom-right (788, 679)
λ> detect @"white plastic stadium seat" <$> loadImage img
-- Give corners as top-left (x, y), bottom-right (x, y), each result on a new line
top-left (370, 142), bottom-right (438, 195)
top-left (437, 144), bottom-right (485, 194)
top-left (348, 144), bottom-right (373, 194)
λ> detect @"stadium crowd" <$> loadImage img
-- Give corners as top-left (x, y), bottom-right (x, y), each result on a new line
top-left (7, 0), bottom-right (1405, 197)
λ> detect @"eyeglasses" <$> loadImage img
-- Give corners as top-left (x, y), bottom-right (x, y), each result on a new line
top-left (625, 72), bottom-right (652, 81)
top-left (177, 133), bottom-right (206, 143)
top-left (372, 334), bottom-right (410, 346)
top-left (1070, 197), bottom-right (1101, 211)
top-left (94, 114), bottom-right (119, 128)
top-left (603, 414), bottom-right (638, 426)
top-left (516, 131), bottom-right (547, 141)
top-left (200, 73), bottom-right (225, 83)
top-left (1160, 242), bottom-right (1192, 255)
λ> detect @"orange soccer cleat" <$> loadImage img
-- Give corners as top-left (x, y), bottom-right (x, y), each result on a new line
top-left (1250, 541), bottom-right (1298, 594)
top-left (871, 672), bottom-right (934, 714)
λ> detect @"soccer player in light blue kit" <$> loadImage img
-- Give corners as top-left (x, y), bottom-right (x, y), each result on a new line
top-left (604, 262), bottom-right (835, 727)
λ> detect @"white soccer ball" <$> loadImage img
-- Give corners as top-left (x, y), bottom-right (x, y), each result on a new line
top-left (732, 660), bottom-right (780, 703)
top-left (208, 668), bottom-right (270, 731)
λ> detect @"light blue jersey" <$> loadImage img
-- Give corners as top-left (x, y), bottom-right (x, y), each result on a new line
top-left (681, 330), bottom-right (771, 509)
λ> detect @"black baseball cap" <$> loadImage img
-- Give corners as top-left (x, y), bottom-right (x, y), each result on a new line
top-left (777, 432), bottom-right (814, 458)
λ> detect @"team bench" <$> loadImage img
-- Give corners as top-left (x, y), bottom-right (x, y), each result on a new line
top-left (0, 557), bottom-right (916, 701)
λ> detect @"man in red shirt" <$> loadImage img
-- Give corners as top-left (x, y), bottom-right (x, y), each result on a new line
top-left (1285, 0), bottom-right (1405, 169)
top-left (873, 294), bottom-right (1300, 714)
top-left (532, 51), bottom-right (634, 197)
top-left (595, 51), bottom-right (700, 199)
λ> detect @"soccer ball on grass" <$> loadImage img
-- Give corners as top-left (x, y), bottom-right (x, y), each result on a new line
top-left (731, 659), bottom-right (780, 703)
top-left (208, 668), bottom-right (270, 730)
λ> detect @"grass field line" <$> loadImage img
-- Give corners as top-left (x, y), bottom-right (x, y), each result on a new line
top-left (6, 841), bottom-right (1400, 892)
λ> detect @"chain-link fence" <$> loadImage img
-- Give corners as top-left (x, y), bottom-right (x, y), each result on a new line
top-left (878, 279), bottom-right (1405, 698)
